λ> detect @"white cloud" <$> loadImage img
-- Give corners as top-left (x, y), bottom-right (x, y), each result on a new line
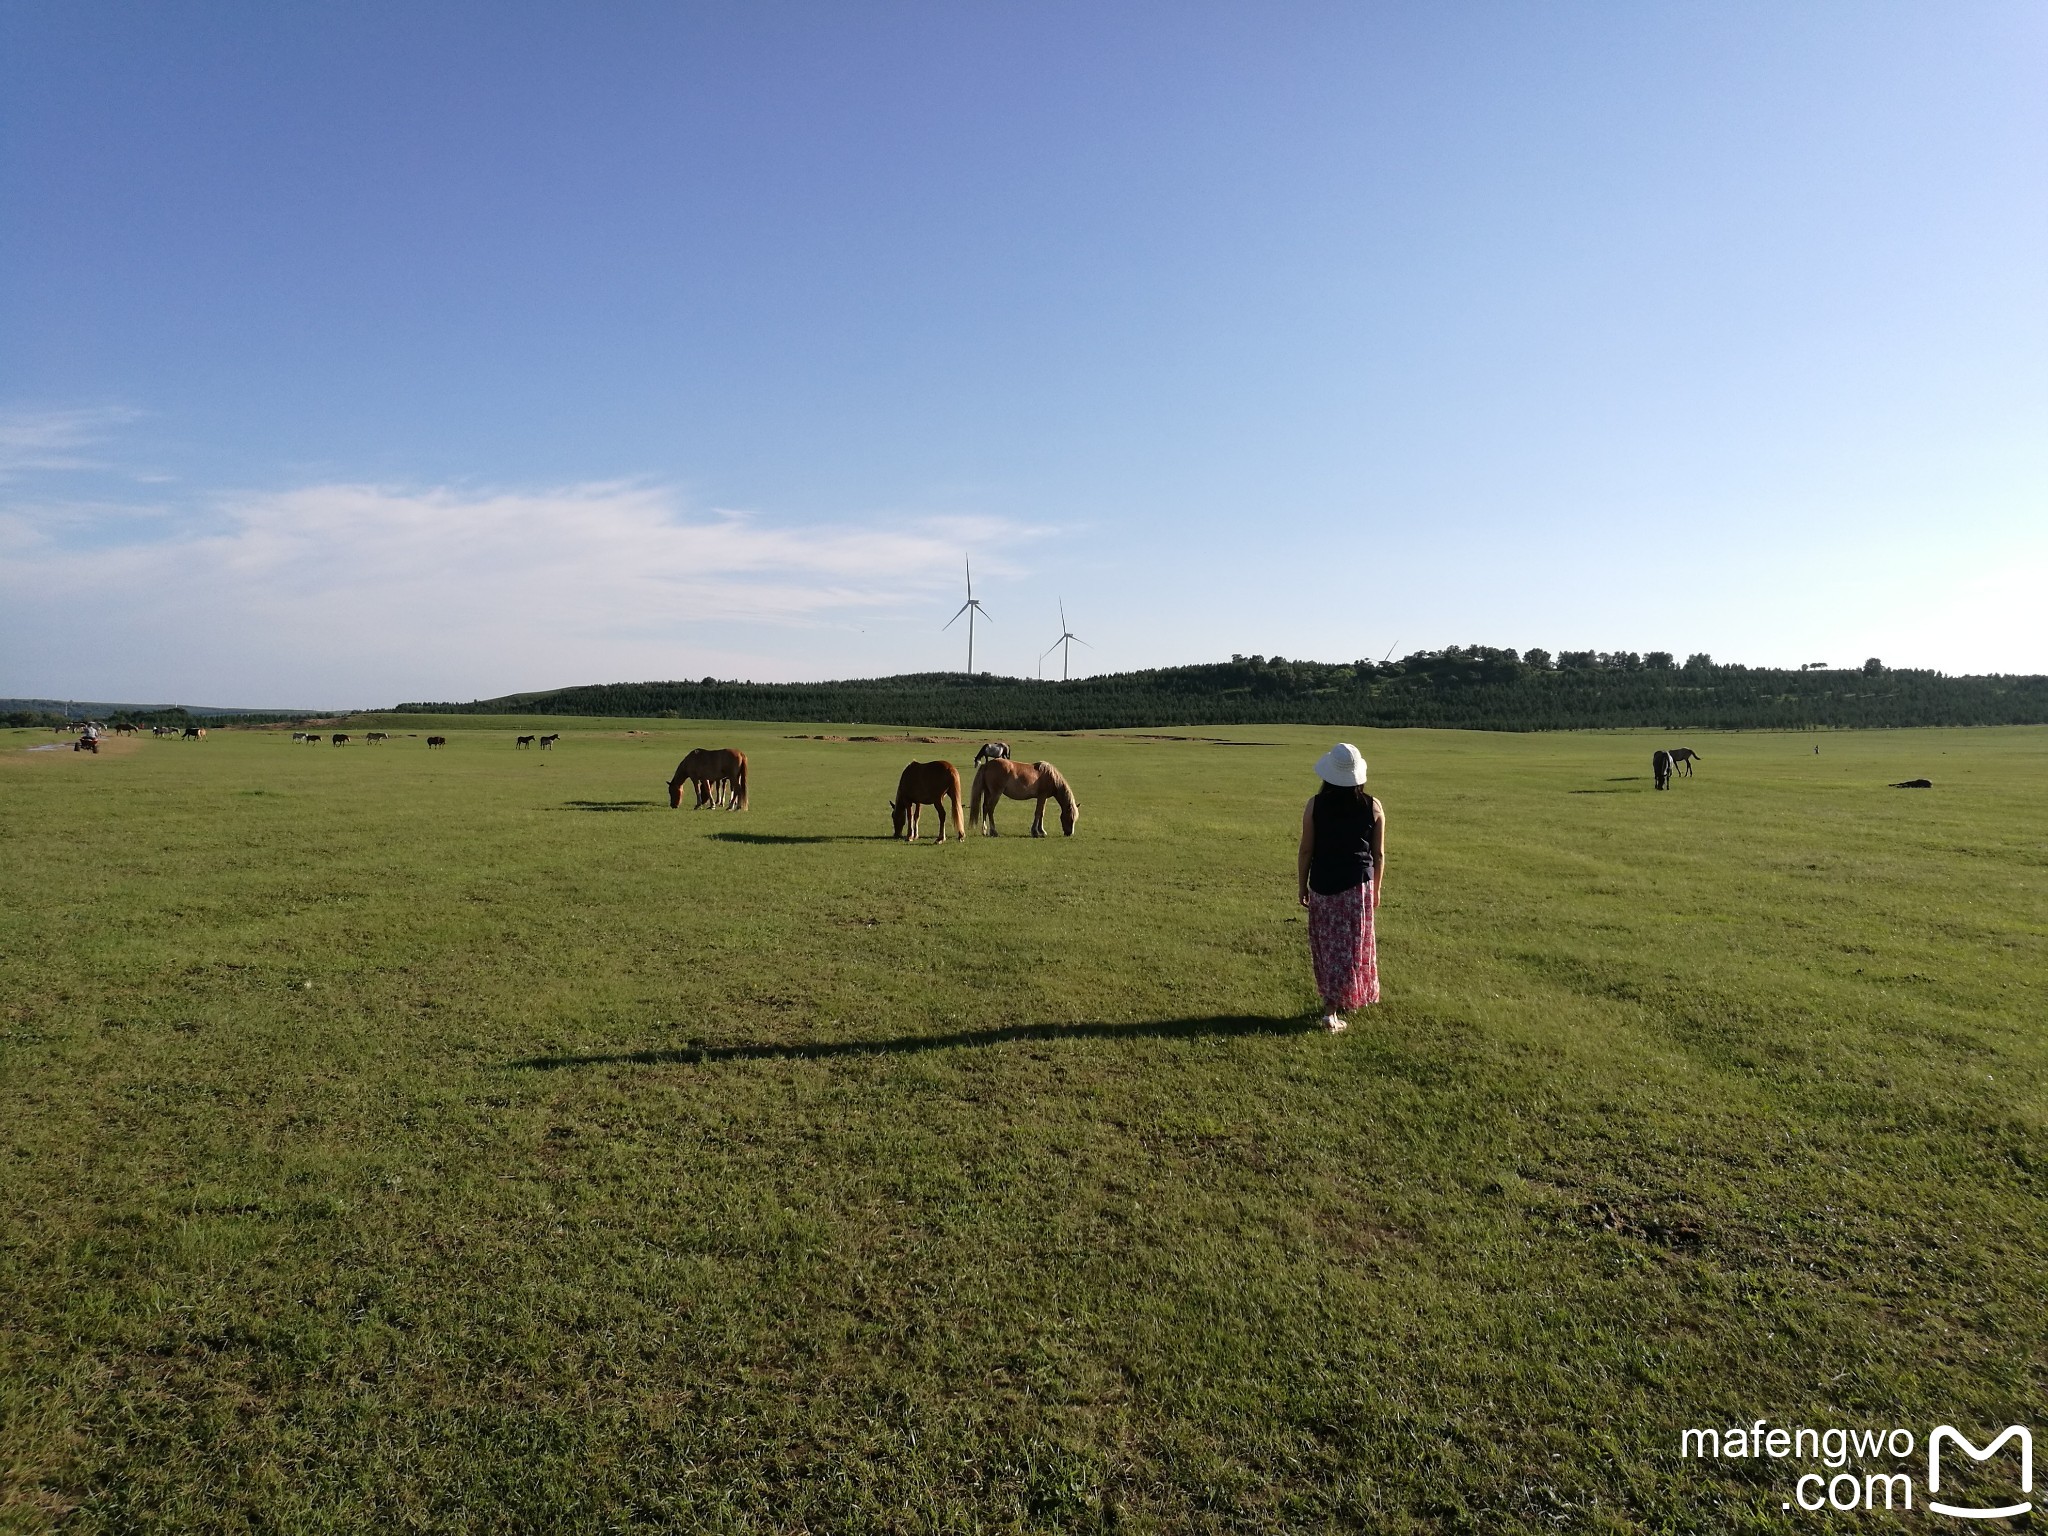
top-left (0, 406), bottom-right (143, 480)
top-left (0, 480), bottom-right (1046, 703)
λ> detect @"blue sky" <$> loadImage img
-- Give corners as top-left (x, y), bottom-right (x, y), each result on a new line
top-left (4, 2), bottom-right (2043, 705)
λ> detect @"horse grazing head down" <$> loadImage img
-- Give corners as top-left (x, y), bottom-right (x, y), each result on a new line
top-left (889, 798), bottom-right (908, 839)
top-left (668, 749), bottom-right (706, 808)
top-left (1036, 763), bottom-right (1079, 835)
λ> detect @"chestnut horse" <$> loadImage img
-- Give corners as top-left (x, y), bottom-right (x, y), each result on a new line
top-left (668, 748), bottom-right (748, 810)
top-left (970, 758), bottom-right (1078, 837)
top-left (891, 760), bottom-right (964, 842)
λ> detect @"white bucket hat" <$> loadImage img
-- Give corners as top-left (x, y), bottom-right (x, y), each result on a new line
top-left (1313, 742), bottom-right (1368, 786)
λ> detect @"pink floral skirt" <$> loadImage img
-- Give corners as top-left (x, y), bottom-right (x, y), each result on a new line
top-left (1308, 884), bottom-right (1379, 1011)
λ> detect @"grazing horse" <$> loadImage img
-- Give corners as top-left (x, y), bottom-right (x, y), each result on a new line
top-left (182, 727), bottom-right (202, 739)
top-left (539, 734), bottom-right (559, 750)
top-left (366, 731), bottom-right (389, 743)
top-left (974, 741), bottom-right (1011, 767)
top-left (332, 733), bottom-right (351, 746)
top-left (305, 734), bottom-right (322, 745)
top-left (1667, 747), bottom-right (1700, 777)
top-left (891, 760), bottom-right (964, 842)
top-left (969, 758), bottom-right (1079, 837)
top-left (426, 736), bottom-right (447, 749)
top-left (516, 735), bottom-right (535, 749)
top-left (291, 732), bottom-right (307, 742)
top-left (1652, 749), bottom-right (1674, 790)
top-left (668, 748), bottom-right (748, 810)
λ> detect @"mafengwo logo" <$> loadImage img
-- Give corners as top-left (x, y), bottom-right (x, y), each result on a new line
top-left (1928, 1426), bottom-right (2031, 1521)
top-left (1680, 1420), bottom-right (2031, 1517)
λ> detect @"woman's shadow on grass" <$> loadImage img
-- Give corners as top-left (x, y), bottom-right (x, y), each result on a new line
top-left (509, 1014), bottom-right (1315, 1069)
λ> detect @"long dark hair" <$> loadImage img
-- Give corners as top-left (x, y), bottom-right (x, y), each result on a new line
top-left (1316, 780), bottom-right (1372, 808)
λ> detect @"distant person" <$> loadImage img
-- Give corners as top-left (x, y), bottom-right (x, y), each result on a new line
top-left (1296, 743), bottom-right (1385, 1032)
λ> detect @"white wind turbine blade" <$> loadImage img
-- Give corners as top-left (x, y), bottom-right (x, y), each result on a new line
top-left (944, 600), bottom-right (973, 629)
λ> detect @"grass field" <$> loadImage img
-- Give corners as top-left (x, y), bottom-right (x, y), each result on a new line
top-left (3, 720), bottom-right (2043, 1533)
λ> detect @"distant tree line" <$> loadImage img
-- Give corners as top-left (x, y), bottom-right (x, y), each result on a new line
top-left (1, 706), bottom-right (303, 729)
top-left (393, 648), bottom-right (2048, 732)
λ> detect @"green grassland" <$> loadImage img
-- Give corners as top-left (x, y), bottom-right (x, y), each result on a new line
top-left (2, 721), bottom-right (2043, 1533)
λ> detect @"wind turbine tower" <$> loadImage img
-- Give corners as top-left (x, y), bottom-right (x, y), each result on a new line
top-left (943, 557), bottom-right (991, 675)
top-left (1042, 599), bottom-right (1090, 682)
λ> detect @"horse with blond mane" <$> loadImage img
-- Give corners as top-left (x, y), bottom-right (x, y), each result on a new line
top-left (669, 747), bottom-right (748, 810)
top-left (970, 758), bottom-right (1078, 837)
top-left (890, 761), bottom-right (964, 843)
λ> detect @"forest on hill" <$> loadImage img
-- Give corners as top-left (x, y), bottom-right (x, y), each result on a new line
top-left (392, 648), bottom-right (2048, 733)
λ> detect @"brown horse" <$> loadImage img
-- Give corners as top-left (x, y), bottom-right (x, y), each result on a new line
top-left (891, 761), bottom-right (964, 842)
top-left (969, 758), bottom-right (1078, 837)
top-left (1667, 747), bottom-right (1700, 777)
top-left (669, 748), bottom-right (748, 810)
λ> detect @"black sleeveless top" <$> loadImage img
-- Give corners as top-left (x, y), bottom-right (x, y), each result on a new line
top-left (1309, 790), bottom-right (1377, 894)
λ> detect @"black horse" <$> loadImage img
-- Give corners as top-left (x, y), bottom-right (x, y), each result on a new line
top-left (1652, 749), bottom-right (1674, 790)
top-left (1668, 747), bottom-right (1701, 777)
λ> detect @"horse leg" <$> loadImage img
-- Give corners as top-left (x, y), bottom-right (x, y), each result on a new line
top-left (935, 796), bottom-right (948, 843)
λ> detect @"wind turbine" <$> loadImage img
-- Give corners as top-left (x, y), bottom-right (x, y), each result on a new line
top-left (943, 556), bottom-right (991, 675)
top-left (1041, 598), bottom-right (1090, 681)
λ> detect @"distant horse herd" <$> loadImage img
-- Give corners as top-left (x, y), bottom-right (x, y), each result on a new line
top-left (651, 737), bottom-right (1079, 843)
top-left (52, 724), bottom-right (1723, 824)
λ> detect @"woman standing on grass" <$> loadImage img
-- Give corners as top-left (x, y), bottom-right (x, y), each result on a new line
top-left (1297, 743), bottom-right (1384, 1032)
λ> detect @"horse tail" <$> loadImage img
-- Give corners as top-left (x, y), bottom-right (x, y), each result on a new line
top-left (949, 762), bottom-right (965, 838)
top-left (968, 763), bottom-right (986, 824)
top-left (733, 752), bottom-right (748, 811)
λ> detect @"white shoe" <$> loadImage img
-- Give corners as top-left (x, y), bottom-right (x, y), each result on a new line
top-left (1322, 1013), bottom-right (1347, 1033)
